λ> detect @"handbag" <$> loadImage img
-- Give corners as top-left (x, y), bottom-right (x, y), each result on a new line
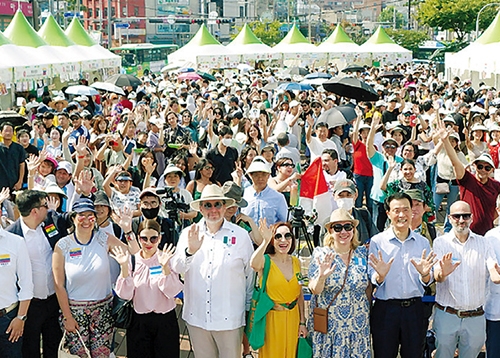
top-left (58, 330), bottom-right (91, 358)
top-left (313, 252), bottom-right (351, 334)
top-left (246, 254), bottom-right (274, 350)
top-left (111, 255), bottom-right (135, 329)
top-left (297, 336), bottom-right (313, 358)
top-left (435, 182), bottom-right (450, 194)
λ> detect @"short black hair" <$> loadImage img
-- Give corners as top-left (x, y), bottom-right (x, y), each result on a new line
top-left (218, 126), bottom-right (232, 137)
top-left (16, 190), bottom-right (48, 217)
top-left (384, 192), bottom-right (413, 211)
top-left (322, 148), bottom-right (338, 160)
top-left (0, 121), bottom-right (14, 131)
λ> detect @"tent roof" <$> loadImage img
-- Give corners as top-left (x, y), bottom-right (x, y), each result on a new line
top-left (0, 31), bottom-right (12, 46)
top-left (323, 25), bottom-right (356, 44)
top-left (228, 24), bottom-right (264, 45)
top-left (363, 26), bottom-right (396, 45)
top-left (65, 17), bottom-right (96, 46)
top-left (477, 10), bottom-right (500, 44)
top-left (4, 11), bottom-right (48, 47)
top-left (276, 24), bottom-right (310, 46)
top-left (185, 24), bottom-right (221, 47)
top-left (38, 14), bottom-right (76, 46)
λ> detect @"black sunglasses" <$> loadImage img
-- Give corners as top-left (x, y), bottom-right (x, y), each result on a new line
top-left (139, 235), bottom-right (159, 244)
top-left (330, 223), bottom-right (354, 232)
top-left (280, 163), bottom-right (294, 168)
top-left (384, 144), bottom-right (397, 149)
top-left (476, 164), bottom-right (493, 171)
top-left (275, 232), bottom-right (293, 240)
top-left (450, 213), bottom-right (471, 221)
top-left (202, 201), bottom-right (224, 209)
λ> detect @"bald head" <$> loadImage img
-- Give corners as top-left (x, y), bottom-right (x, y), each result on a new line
top-left (448, 200), bottom-right (472, 236)
top-left (449, 201), bottom-right (471, 215)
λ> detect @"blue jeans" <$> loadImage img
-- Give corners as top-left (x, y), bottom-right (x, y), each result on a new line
top-left (433, 184), bottom-right (460, 233)
top-left (353, 174), bottom-right (373, 212)
top-left (372, 200), bottom-right (388, 232)
top-left (0, 306), bottom-right (22, 358)
top-left (486, 319), bottom-right (500, 358)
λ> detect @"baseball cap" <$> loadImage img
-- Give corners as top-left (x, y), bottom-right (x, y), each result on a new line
top-left (333, 179), bottom-right (357, 195)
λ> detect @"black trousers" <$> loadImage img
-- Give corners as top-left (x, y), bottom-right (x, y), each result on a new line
top-left (371, 298), bottom-right (426, 358)
top-left (127, 309), bottom-right (180, 358)
top-left (22, 294), bottom-right (62, 358)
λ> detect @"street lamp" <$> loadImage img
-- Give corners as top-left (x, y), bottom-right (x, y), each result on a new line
top-left (476, 3), bottom-right (500, 40)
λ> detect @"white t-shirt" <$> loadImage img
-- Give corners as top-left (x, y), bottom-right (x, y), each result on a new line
top-left (307, 136), bottom-right (339, 163)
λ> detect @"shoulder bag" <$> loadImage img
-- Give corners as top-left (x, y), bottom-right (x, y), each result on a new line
top-left (111, 255), bottom-right (136, 329)
top-left (58, 330), bottom-right (91, 358)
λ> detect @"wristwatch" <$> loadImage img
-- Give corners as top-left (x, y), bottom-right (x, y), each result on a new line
top-left (16, 315), bottom-right (27, 321)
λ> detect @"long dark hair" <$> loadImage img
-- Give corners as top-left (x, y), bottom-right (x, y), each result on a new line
top-left (194, 158), bottom-right (216, 181)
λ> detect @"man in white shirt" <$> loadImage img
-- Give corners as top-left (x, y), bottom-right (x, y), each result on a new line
top-left (484, 222), bottom-right (500, 357)
top-left (305, 116), bottom-right (338, 163)
top-left (321, 148), bottom-right (346, 191)
top-left (172, 185), bottom-right (254, 358)
top-left (433, 201), bottom-right (500, 358)
top-left (285, 100), bottom-right (303, 148)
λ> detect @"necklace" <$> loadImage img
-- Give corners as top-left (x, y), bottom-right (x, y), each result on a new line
top-left (334, 249), bottom-right (351, 255)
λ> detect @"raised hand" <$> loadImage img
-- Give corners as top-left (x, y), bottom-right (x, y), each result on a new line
top-left (186, 223), bottom-right (203, 255)
top-left (0, 187), bottom-right (9, 205)
top-left (159, 243), bottom-right (176, 275)
top-left (26, 154), bottom-right (42, 174)
top-left (189, 142), bottom-right (198, 156)
top-left (74, 170), bottom-right (94, 196)
top-left (47, 196), bottom-right (59, 211)
top-left (118, 206), bottom-right (133, 233)
top-left (317, 251), bottom-right (336, 279)
top-left (110, 245), bottom-right (130, 266)
top-left (410, 249), bottom-right (438, 277)
top-left (62, 128), bottom-right (72, 144)
top-left (369, 250), bottom-right (394, 283)
top-left (439, 252), bottom-right (460, 279)
top-left (258, 218), bottom-right (272, 245)
top-left (75, 135), bottom-right (89, 155)
top-left (143, 157), bottom-right (157, 175)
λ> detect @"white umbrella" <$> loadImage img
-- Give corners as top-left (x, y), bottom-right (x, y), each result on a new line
top-left (65, 85), bottom-right (99, 96)
top-left (301, 77), bottom-right (330, 85)
top-left (91, 82), bottom-right (125, 95)
top-left (237, 63), bottom-right (253, 72)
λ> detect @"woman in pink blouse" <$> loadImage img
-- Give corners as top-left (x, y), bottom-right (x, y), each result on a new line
top-left (111, 219), bottom-right (183, 358)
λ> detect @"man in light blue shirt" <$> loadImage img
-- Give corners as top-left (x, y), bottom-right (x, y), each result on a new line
top-left (242, 161), bottom-right (288, 225)
top-left (368, 192), bottom-right (436, 358)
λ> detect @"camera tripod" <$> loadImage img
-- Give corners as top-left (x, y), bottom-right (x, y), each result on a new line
top-left (288, 207), bottom-right (317, 256)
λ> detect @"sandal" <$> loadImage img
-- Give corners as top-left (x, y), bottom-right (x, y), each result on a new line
top-left (243, 354), bottom-right (254, 358)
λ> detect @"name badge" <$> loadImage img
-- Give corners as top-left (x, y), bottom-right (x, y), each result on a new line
top-left (0, 254), bottom-right (11, 266)
top-left (150, 265), bottom-right (162, 276)
top-left (69, 248), bottom-right (82, 259)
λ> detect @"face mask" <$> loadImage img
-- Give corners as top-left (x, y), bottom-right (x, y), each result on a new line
top-left (336, 197), bottom-right (354, 211)
top-left (142, 206), bottom-right (160, 219)
top-left (221, 138), bottom-right (232, 147)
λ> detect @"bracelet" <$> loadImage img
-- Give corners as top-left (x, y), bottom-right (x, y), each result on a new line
top-left (185, 248), bottom-right (193, 257)
top-left (299, 322), bottom-right (306, 326)
top-left (77, 155), bottom-right (85, 159)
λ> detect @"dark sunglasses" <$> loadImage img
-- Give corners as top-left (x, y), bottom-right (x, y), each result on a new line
top-left (275, 232), bottom-right (293, 240)
top-left (311, 105), bottom-right (320, 108)
top-left (203, 166), bottom-right (214, 170)
top-left (202, 201), bottom-right (224, 209)
top-left (139, 235), bottom-right (159, 244)
top-left (476, 164), bottom-right (493, 171)
top-left (450, 213), bottom-right (471, 221)
top-left (384, 145), bottom-right (397, 149)
top-left (280, 163), bottom-right (294, 168)
top-left (330, 223), bottom-right (354, 232)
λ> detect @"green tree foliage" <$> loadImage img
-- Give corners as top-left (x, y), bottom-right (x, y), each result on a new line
top-left (417, 0), bottom-right (498, 41)
top-left (379, 6), bottom-right (405, 29)
top-left (386, 28), bottom-right (430, 54)
top-left (232, 21), bottom-right (285, 46)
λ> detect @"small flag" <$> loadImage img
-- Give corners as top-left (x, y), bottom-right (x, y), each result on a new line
top-left (150, 265), bottom-right (162, 276)
top-left (69, 248), bottom-right (82, 258)
top-left (0, 254), bottom-right (10, 265)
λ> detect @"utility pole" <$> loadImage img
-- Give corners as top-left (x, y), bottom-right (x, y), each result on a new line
top-left (407, 0), bottom-right (410, 30)
top-left (107, 0), bottom-right (112, 48)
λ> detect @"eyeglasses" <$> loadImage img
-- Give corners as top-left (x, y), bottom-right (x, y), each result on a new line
top-left (384, 145), bottom-right (397, 149)
top-left (476, 164), bottom-right (493, 171)
top-left (203, 166), bottom-right (214, 170)
top-left (330, 223), bottom-right (354, 232)
top-left (450, 213), bottom-right (472, 221)
top-left (202, 201), bottom-right (224, 209)
top-left (141, 201), bottom-right (159, 208)
top-left (139, 235), bottom-right (159, 244)
top-left (280, 163), bottom-right (294, 168)
top-left (275, 232), bottom-right (293, 240)
top-left (35, 203), bottom-right (49, 210)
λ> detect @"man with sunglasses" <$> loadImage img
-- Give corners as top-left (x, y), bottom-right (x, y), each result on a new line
top-left (172, 185), bottom-right (254, 358)
top-left (67, 113), bottom-right (90, 154)
top-left (440, 127), bottom-right (500, 235)
top-left (433, 201), bottom-right (500, 358)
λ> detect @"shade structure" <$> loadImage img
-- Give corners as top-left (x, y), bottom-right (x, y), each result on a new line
top-left (316, 25), bottom-right (362, 63)
top-left (226, 24), bottom-right (280, 61)
top-left (272, 24), bottom-right (326, 62)
top-left (168, 24), bottom-right (239, 69)
top-left (359, 26), bottom-right (412, 66)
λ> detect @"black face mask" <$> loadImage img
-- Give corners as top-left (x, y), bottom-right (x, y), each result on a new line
top-left (136, 142), bottom-right (147, 149)
top-left (142, 206), bottom-right (160, 219)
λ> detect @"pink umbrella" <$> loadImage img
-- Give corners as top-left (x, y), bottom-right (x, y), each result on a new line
top-left (178, 72), bottom-right (202, 80)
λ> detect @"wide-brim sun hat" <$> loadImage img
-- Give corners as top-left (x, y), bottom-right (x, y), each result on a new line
top-left (473, 153), bottom-right (495, 168)
top-left (324, 208), bottom-right (359, 230)
top-left (246, 160), bottom-right (271, 174)
top-left (222, 181), bottom-right (248, 208)
top-left (190, 184), bottom-right (235, 211)
top-left (45, 182), bottom-right (67, 199)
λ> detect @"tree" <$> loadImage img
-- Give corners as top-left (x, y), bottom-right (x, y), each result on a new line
top-left (231, 21), bottom-right (285, 46)
top-left (385, 28), bottom-right (430, 55)
top-left (417, 0), bottom-right (498, 41)
top-left (379, 6), bottom-right (405, 29)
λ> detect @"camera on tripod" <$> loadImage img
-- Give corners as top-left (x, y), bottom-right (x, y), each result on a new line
top-left (289, 206), bottom-right (305, 228)
top-left (156, 187), bottom-right (190, 224)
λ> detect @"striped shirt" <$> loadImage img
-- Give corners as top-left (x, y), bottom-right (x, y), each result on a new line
top-left (434, 231), bottom-right (497, 310)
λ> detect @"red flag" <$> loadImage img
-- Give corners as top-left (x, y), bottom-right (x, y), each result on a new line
top-left (300, 157), bottom-right (329, 198)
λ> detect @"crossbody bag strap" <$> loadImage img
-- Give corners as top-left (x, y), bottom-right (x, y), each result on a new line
top-left (323, 251), bottom-right (352, 310)
top-left (261, 254), bottom-right (271, 290)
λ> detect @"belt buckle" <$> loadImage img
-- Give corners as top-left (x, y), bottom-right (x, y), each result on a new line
top-left (401, 300), bottom-right (411, 308)
top-left (456, 310), bottom-right (466, 318)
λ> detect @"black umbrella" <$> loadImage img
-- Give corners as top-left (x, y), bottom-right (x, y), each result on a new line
top-left (197, 72), bottom-right (217, 82)
top-left (322, 77), bottom-right (379, 102)
top-left (105, 74), bottom-right (142, 88)
top-left (283, 66), bottom-right (309, 76)
top-left (379, 70), bottom-right (404, 80)
top-left (318, 104), bottom-right (357, 128)
top-left (341, 64), bottom-right (365, 73)
top-left (0, 111), bottom-right (28, 128)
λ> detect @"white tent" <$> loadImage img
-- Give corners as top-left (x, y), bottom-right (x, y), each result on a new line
top-left (226, 24), bottom-right (280, 62)
top-left (359, 26), bottom-right (412, 66)
top-left (316, 25), bottom-right (364, 66)
top-left (271, 24), bottom-right (326, 64)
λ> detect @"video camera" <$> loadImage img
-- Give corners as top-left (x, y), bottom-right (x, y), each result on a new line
top-left (156, 187), bottom-right (191, 224)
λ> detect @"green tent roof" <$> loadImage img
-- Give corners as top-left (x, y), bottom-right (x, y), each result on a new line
top-left (276, 24), bottom-right (310, 45)
top-left (477, 11), bottom-right (500, 44)
top-left (364, 26), bottom-right (396, 45)
top-left (0, 31), bottom-right (12, 46)
top-left (38, 14), bottom-right (76, 46)
top-left (323, 25), bottom-right (355, 44)
top-left (185, 24), bottom-right (221, 46)
top-left (4, 11), bottom-right (48, 47)
top-left (65, 17), bottom-right (96, 46)
top-left (229, 24), bottom-right (263, 45)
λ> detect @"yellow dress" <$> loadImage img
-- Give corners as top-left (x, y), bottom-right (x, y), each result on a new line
top-left (259, 256), bottom-right (302, 358)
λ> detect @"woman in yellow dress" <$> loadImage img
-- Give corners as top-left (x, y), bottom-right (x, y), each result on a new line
top-left (250, 219), bottom-right (308, 358)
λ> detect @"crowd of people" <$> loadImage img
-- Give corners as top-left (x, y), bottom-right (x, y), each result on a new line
top-left (1, 62), bottom-right (500, 358)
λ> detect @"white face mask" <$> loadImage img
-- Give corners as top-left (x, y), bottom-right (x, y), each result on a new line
top-left (221, 138), bottom-right (232, 147)
top-left (336, 197), bottom-right (354, 211)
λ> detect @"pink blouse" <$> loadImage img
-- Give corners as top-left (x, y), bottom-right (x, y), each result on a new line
top-left (115, 252), bottom-right (183, 314)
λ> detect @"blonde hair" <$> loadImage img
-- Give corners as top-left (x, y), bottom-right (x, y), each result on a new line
top-left (323, 227), bottom-right (360, 250)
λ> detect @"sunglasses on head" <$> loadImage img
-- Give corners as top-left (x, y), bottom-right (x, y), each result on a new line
top-left (476, 163), bottom-right (493, 171)
top-left (384, 144), bottom-right (397, 149)
top-left (202, 201), bottom-right (224, 209)
top-left (330, 223), bottom-right (354, 232)
top-left (139, 235), bottom-right (159, 244)
top-left (450, 213), bottom-right (471, 221)
top-left (275, 232), bottom-right (293, 240)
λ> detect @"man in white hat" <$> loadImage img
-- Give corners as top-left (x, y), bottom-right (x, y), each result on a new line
top-left (171, 184), bottom-right (254, 358)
